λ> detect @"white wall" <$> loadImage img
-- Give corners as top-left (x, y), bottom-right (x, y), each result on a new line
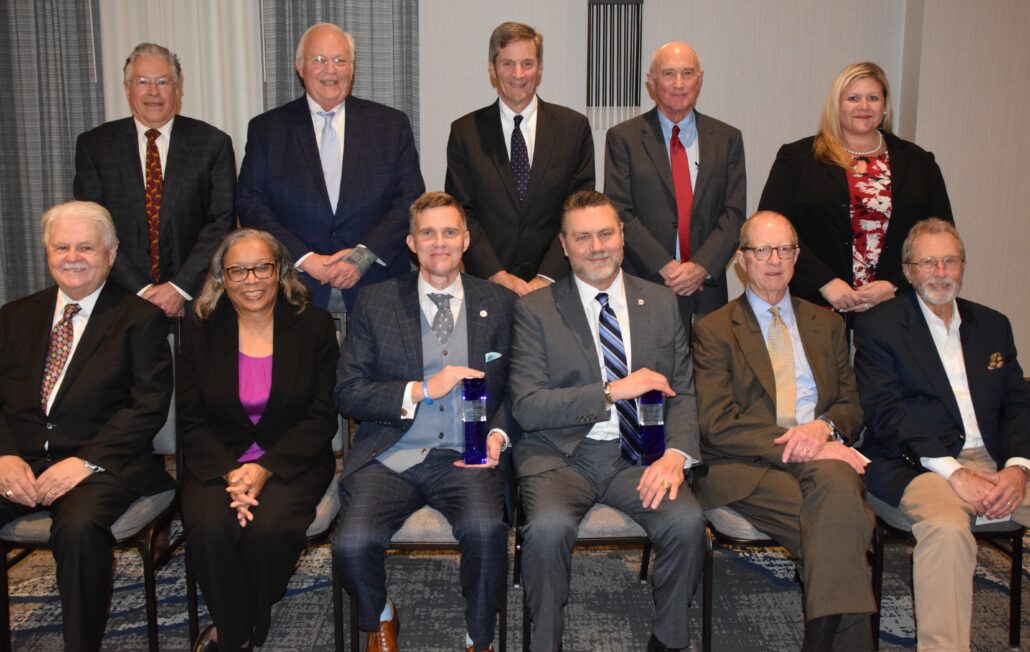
top-left (419, 0), bottom-right (1030, 355)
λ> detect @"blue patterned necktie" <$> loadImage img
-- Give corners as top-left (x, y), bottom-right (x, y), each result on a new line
top-left (596, 293), bottom-right (642, 463)
top-left (511, 114), bottom-right (530, 202)
top-left (318, 111), bottom-right (341, 212)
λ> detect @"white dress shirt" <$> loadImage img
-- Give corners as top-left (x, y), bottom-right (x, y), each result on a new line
top-left (45, 284), bottom-right (104, 414)
top-left (498, 94), bottom-right (538, 165)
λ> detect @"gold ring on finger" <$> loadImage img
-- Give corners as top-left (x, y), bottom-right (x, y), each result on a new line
top-left (661, 480), bottom-right (671, 490)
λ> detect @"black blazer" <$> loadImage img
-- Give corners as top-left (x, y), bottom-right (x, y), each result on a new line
top-left (178, 296), bottom-right (339, 484)
top-left (758, 132), bottom-right (953, 306)
top-left (445, 98), bottom-right (595, 281)
top-left (0, 283), bottom-right (173, 495)
top-left (855, 292), bottom-right (1030, 505)
top-left (74, 115), bottom-right (237, 296)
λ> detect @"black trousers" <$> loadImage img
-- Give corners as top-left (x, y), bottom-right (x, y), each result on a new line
top-left (181, 462), bottom-right (332, 650)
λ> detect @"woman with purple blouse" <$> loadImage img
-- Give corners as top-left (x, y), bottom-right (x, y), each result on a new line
top-left (179, 229), bottom-right (339, 651)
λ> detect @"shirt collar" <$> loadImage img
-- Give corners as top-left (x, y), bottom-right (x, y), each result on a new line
top-left (418, 273), bottom-right (465, 304)
top-left (306, 95), bottom-right (345, 117)
top-left (498, 94), bottom-right (538, 122)
top-left (134, 116), bottom-right (174, 139)
top-left (915, 294), bottom-right (961, 337)
top-left (574, 270), bottom-right (626, 310)
top-left (56, 282), bottom-right (105, 320)
top-left (745, 286), bottom-right (795, 325)
top-left (656, 108), bottom-right (697, 143)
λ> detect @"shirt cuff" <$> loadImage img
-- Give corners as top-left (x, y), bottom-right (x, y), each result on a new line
top-left (295, 252), bottom-right (314, 269)
top-left (137, 283), bottom-right (153, 296)
top-left (168, 282), bottom-right (192, 301)
top-left (1004, 457), bottom-right (1030, 472)
top-left (668, 448), bottom-right (700, 469)
top-left (400, 381), bottom-right (419, 419)
top-left (534, 274), bottom-right (554, 284)
top-left (920, 455), bottom-right (963, 480)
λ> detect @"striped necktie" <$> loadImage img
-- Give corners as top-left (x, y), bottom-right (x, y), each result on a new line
top-left (597, 292), bottom-right (642, 463)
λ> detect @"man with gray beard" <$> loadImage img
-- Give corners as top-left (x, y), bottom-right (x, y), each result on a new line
top-left (855, 217), bottom-right (1030, 651)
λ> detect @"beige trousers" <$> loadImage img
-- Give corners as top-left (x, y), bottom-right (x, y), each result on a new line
top-left (898, 447), bottom-right (1030, 652)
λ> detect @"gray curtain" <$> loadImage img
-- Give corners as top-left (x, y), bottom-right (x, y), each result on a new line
top-left (0, 0), bottom-right (105, 305)
top-left (260, 0), bottom-right (419, 142)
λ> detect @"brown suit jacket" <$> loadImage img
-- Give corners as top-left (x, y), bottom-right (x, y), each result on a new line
top-left (691, 294), bottom-right (862, 508)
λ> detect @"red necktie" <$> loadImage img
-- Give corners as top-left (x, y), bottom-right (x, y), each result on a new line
top-left (144, 128), bottom-right (163, 282)
top-left (40, 303), bottom-right (81, 413)
top-left (670, 125), bottom-right (694, 262)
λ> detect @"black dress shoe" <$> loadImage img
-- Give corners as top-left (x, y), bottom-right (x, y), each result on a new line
top-left (647, 633), bottom-right (686, 652)
top-left (193, 624), bottom-right (218, 652)
top-left (802, 614), bottom-right (842, 652)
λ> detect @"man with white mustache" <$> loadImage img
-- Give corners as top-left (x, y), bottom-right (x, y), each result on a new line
top-left (0, 201), bottom-right (173, 651)
top-left (856, 217), bottom-right (1030, 651)
top-left (237, 22), bottom-right (425, 313)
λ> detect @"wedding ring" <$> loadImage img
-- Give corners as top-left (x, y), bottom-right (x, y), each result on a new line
top-left (48, 490), bottom-right (55, 496)
top-left (3, 490), bottom-right (12, 497)
top-left (661, 480), bottom-right (672, 490)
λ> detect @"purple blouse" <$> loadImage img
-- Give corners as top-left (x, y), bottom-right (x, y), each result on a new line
top-left (237, 352), bottom-right (272, 463)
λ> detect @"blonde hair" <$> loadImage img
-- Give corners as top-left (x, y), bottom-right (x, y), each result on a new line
top-left (813, 62), bottom-right (893, 169)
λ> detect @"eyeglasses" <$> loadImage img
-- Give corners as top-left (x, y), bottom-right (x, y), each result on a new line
top-left (125, 77), bottom-right (176, 89)
top-left (224, 263), bottom-right (277, 282)
top-left (904, 256), bottom-right (964, 272)
top-left (305, 55), bottom-right (352, 68)
top-left (740, 245), bottom-right (799, 261)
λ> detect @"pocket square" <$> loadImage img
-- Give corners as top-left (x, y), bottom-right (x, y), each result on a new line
top-left (485, 352), bottom-right (502, 363)
top-left (987, 352), bottom-right (1004, 370)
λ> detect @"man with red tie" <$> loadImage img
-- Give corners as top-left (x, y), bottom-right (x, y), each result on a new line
top-left (0, 201), bottom-right (173, 651)
top-left (604, 41), bottom-right (745, 335)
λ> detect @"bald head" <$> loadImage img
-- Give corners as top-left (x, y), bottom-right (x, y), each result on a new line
top-left (646, 42), bottom-right (704, 123)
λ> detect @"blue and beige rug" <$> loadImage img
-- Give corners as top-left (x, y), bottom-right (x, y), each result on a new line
top-left (6, 525), bottom-right (1028, 650)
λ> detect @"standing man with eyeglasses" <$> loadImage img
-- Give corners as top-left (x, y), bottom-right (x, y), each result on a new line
top-left (74, 42), bottom-right (236, 317)
top-left (855, 218), bottom-right (1030, 651)
top-left (604, 41), bottom-right (745, 337)
top-left (693, 211), bottom-right (876, 651)
top-left (236, 22), bottom-right (425, 313)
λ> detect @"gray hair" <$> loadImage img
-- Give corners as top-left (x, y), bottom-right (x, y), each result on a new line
top-left (295, 23), bottom-right (356, 67)
top-left (123, 42), bottom-right (182, 85)
top-left (901, 218), bottom-right (964, 264)
top-left (41, 201), bottom-right (118, 249)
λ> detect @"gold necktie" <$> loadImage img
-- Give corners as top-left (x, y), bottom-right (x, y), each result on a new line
top-left (768, 307), bottom-right (797, 428)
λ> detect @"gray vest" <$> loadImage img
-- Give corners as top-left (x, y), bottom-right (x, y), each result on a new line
top-left (377, 300), bottom-right (469, 472)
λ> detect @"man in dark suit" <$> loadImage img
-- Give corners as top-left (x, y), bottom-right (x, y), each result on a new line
top-left (855, 218), bottom-right (1030, 651)
top-left (0, 201), bottom-right (173, 652)
top-left (509, 191), bottom-right (703, 652)
top-left (236, 22), bottom-right (425, 312)
top-left (74, 42), bottom-right (236, 317)
top-left (333, 192), bottom-right (516, 652)
top-left (692, 211), bottom-right (875, 651)
top-left (605, 41), bottom-right (745, 332)
top-left (445, 21), bottom-right (595, 296)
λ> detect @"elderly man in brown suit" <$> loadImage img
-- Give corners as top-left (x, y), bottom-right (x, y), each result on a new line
top-left (692, 211), bottom-right (875, 651)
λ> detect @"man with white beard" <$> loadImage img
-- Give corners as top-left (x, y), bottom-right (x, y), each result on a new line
top-left (855, 217), bottom-right (1030, 651)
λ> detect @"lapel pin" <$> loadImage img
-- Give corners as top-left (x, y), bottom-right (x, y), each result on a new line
top-left (480, 309), bottom-right (488, 317)
top-left (637, 298), bottom-right (645, 306)
top-left (987, 352), bottom-right (1004, 370)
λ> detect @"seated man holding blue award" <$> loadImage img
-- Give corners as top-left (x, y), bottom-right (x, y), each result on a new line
top-left (508, 190), bottom-right (704, 652)
top-left (333, 191), bottom-right (518, 652)
top-left (692, 211), bottom-right (875, 651)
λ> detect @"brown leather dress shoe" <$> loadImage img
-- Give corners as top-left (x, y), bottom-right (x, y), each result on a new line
top-left (366, 600), bottom-right (400, 652)
top-left (465, 647), bottom-right (493, 652)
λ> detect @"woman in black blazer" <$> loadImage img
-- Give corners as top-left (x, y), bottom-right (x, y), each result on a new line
top-left (759, 62), bottom-right (953, 312)
top-left (179, 228), bottom-right (339, 651)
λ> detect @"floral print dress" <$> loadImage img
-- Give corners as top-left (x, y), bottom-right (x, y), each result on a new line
top-left (847, 153), bottom-right (892, 287)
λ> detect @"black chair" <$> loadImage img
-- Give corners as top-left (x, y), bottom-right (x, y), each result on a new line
top-left (868, 492), bottom-right (1024, 650)
top-left (0, 325), bottom-right (184, 652)
top-left (512, 502), bottom-right (653, 652)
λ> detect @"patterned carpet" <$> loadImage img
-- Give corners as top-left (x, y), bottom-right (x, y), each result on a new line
top-left (6, 525), bottom-right (1028, 651)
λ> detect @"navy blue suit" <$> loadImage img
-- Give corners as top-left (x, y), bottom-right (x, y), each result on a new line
top-left (856, 292), bottom-right (1030, 506)
top-left (236, 95), bottom-right (425, 309)
top-left (333, 272), bottom-right (517, 648)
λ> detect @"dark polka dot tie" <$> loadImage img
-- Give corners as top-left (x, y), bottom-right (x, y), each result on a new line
top-left (511, 115), bottom-right (530, 202)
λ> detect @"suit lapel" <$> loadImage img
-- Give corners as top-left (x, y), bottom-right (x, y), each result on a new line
top-left (27, 288), bottom-right (59, 408)
top-left (624, 276), bottom-right (649, 372)
top-left (207, 301), bottom-right (251, 426)
top-left (395, 274), bottom-right (424, 376)
top-left (263, 300), bottom-right (302, 423)
top-left (900, 293), bottom-right (964, 426)
top-left (693, 112), bottom-right (715, 206)
top-left (640, 109), bottom-right (675, 199)
top-left (553, 275), bottom-right (601, 377)
top-left (525, 99), bottom-right (556, 210)
top-left (117, 119), bottom-right (148, 244)
top-left (288, 96), bottom-right (334, 214)
top-left (957, 302), bottom-right (995, 437)
top-left (339, 97), bottom-right (367, 215)
top-left (161, 118), bottom-right (192, 222)
top-left (477, 101), bottom-right (520, 208)
top-left (463, 276), bottom-right (491, 372)
top-left (52, 284), bottom-right (120, 411)
top-left (793, 298), bottom-right (833, 413)
top-left (730, 297), bottom-right (777, 401)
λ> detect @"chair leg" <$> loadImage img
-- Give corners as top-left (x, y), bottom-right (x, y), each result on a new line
top-left (185, 545), bottom-right (199, 645)
top-left (870, 526), bottom-right (884, 651)
top-left (349, 591), bottom-right (360, 652)
top-left (499, 575), bottom-right (508, 652)
top-left (141, 527), bottom-right (161, 652)
top-left (1008, 529), bottom-right (1022, 649)
top-left (512, 530), bottom-right (523, 588)
top-left (521, 585), bottom-right (530, 652)
top-left (702, 531), bottom-right (712, 652)
top-left (639, 542), bottom-right (652, 582)
top-left (0, 544), bottom-right (11, 652)
top-left (332, 556), bottom-right (344, 652)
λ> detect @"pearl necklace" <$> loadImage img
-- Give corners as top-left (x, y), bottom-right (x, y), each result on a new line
top-left (845, 130), bottom-right (884, 157)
